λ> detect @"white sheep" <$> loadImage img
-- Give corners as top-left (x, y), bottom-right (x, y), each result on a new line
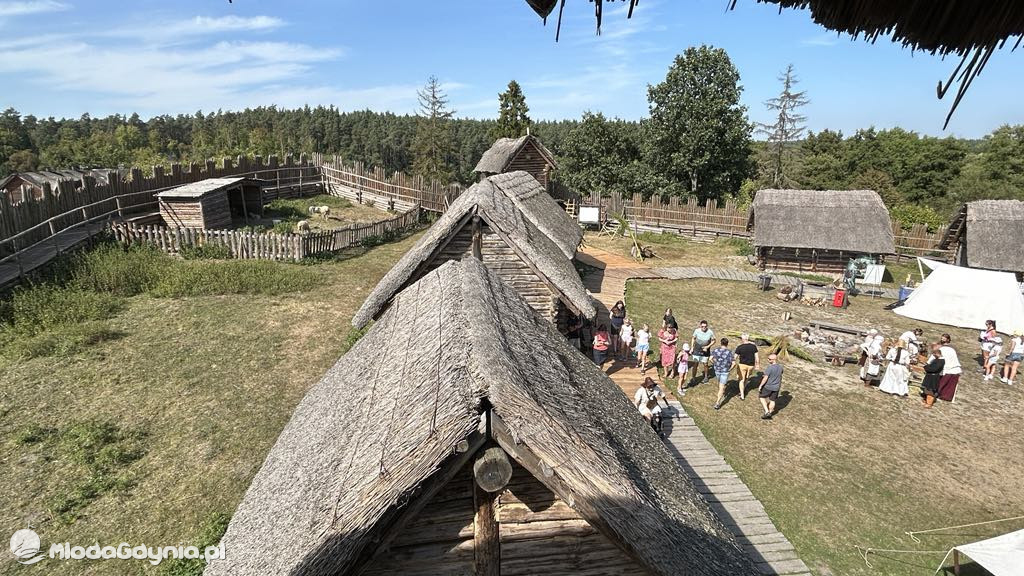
top-left (308, 205), bottom-right (331, 219)
top-left (295, 219), bottom-right (311, 233)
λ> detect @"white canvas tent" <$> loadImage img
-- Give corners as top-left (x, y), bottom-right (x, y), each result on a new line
top-left (895, 258), bottom-right (1024, 332)
top-left (934, 529), bottom-right (1024, 576)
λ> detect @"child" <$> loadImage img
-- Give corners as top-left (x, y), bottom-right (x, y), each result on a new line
top-left (635, 323), bottom-right (651, 373)
top-left (619, 318), bottom-right (634, 361)
top-left (676, 343), bottom-right (690, 393)
top-left (984, 336), bottom-right (1003, 381)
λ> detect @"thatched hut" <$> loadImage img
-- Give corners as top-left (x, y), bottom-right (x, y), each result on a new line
top-left (156, 177), bottom-right (265, 229)
top-left (474, 135), bottom-right (558, 189)
top-left (206, 258), bottom-right (755, 576)
top-left (353, 171), bottom-right (593, 329)
top-left (0, 169), bottom-right (116, 203)
top-left (748, 189), bottom-right (896, 273)
top-left (940, 200), bottom-right (1024, 274)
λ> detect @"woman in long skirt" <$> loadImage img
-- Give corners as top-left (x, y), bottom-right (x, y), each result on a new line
top-left (920, 343), bottom-right (944, 408)
top-left (879, 340), bottom-right (911, 396)
top-left (659, 324), bottom-right (678, 378)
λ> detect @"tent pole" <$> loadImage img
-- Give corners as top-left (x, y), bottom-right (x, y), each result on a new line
top-left (917, 257), bottom-right (925, 283)
top-left (953, 549), bottom-right (960, 575)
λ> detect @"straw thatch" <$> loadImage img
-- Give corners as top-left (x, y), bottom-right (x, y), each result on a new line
top-left (959, 200), bottom-right (1024, 273)
top-left (749, 189), bottom-right (896, 254)
top-left (489, 170), bottom-right (582, 258)
top-left (205, 258), bottom-right (755, 576)
top-left (352, 171), bottom-right (594, 328)
top-left (473, 135), bottom-right (557, 175)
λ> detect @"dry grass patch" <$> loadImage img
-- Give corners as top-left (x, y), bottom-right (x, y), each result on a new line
top-left (626, 278), bottom-right (1024, 576)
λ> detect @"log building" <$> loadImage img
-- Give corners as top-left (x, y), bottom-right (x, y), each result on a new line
top-left (474, 135), bottom-right (558, 189)
top-left (0, 169), bottom-right (117, 204)
top-left (206, 258), bottom-right (755, 576)
top-left (940, 199), bottom-right (1024, 276)
top-left (156, 177), bottom-right (265, 229)
top-left (353, 171), bottom-right (594, 329)
top-left (748, 189), bottom-right (896, 273)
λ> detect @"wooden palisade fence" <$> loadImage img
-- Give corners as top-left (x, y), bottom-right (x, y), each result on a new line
top-left (110, 205), bottom-right (420, 262)
top-left (316, 153), bottom-right (463, 213)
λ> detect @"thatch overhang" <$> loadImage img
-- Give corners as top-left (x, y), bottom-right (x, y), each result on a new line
top-left (473, 135), bottom-right (558, 175)
top-left (352, 172), bottom-right (594, 328)
top-left (206, 258), bottom-right (755, 576)
top-left (952, 199), bottom-right (1024, 273)
top-left (749, 189), bottom-right (896, 254)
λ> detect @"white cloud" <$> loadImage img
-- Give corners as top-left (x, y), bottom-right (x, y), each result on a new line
top-left (0, 0), bottom-right (68, 18)
top-left (801, 33), bottom-right (841, 47)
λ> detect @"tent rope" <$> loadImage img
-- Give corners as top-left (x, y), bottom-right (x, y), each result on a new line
top-left (906, 515), bottom-right (1024, 543)
top-left (854, 546), bottom-right (947, 569)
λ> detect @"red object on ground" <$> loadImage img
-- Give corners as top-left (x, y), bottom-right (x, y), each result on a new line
top-left (832, 289), bottom-right (846, 308)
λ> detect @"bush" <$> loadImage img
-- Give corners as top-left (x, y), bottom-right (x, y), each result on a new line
top-left (890, 203), bottom-right (947, 233)
top-left (723, 237), bottom-right (753, 256)
top-left (180, 243), bottom-right (233, 260)
top-left (67, 243), bottom-right (170, 296)
top-left (6, 285), bottom-right (121, 335)
top-left (149, 260), bottom-right (320, 297)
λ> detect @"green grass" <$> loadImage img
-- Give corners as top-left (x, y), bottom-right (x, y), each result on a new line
top-left (0, 232), bottom-right (421, 575)
top-left (626, 277), bottom-right (1024, 576)
top-left (264, 194), bottom-right (353, 221)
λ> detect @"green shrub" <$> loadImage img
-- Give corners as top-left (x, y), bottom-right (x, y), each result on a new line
top-left (722, 237), bottom-right (753, 256)
top-left (6, 285), bottom-right (121, 335)
top-left (271, 220), bottom-right (296, 235)
top-left (150, 260), bottom-right (320, 297)
top-left (180, 243), bottom-right (233, 260)
top-left (890, 203), bottom-right (947, 232)
top-left (67, 243), bottom-right (170, 296)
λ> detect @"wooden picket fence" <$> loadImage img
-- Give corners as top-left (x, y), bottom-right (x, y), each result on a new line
top-left (891, 221), bottom-right (952, 261)
top-left (110, 205), bottom-right (421, 262)
top-left (315, 153), bottom-right (463, 213)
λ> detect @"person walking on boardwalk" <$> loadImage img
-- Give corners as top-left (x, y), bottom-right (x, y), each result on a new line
top-left (619, 317), bottom-right (634, 361)
top-left (635, 376), bottom-right (672, 437)
top-left (635, 323), bottom-right (651, 373)
top-left (592, 324), bottom-right (610, 367)
top-left (690, 320), bottom-right (715, 384)
top-left (758, 353), bottom-right (784, 419)
top-left (711, 338), bottom-right (736, 410)
top-left (610, 300), bottom-right (626, 358)
top-left (734, 334), bottom-right (760, 400)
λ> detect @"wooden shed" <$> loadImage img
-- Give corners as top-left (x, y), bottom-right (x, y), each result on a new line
top-left (206, 258), bottom-right (756, 576)
top-left (156, 177), bottom-right (265, 229)
top-left (353, 171), bottom-right (593, 330)
top-left (474, 135), bottom-right (558, 189)
top-left (748, 189), bottom-right (896, 273)
top-left (940, 199), bottom-right (1024, 275)
top-left (1, 169), bottom-right (116, 204)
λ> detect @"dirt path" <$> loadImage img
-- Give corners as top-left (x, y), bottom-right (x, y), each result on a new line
top-left (578, 246), bottom-right (812, 576)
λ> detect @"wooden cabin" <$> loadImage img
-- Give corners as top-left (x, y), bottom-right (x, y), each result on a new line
top-left (1, 169), bottom-right (116, 204)
top-left (206, 258), bottom-right (755, 576)
top-left (353, 171), bottom-right (593, 330)
top-left (748, 189), bottom-right (896, 273)
top-left (474, 135), bottom-right (558, 189)
top-left (156, 177), bottom-right (265, 229)
top-left (940, 199), bottom-right (1024, 276)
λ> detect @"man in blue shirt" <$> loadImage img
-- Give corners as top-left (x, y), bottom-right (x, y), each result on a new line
top-left (710, 337), bottom-right (735, 410)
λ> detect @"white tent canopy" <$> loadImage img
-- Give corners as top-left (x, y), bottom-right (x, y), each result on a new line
top-left (895, 258), bottom-right (1024, 332)
top-left (935, 529), bottom-right (1024, 576)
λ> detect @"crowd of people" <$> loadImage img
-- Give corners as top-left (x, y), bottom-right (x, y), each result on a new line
top-left (858, 320), bottom-right (1023, 408)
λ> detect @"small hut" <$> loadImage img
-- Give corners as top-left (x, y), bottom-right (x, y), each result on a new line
top-left (0, 169), bottom-right (116, 203)
top-left (748, 189), bottom-right (896, 273)
top-left (474, 134), bottom-right (558, 188)
top-left (205, 258), bottom-right (755, 576)
top-left (156, 177), bottom-right (265, 229)
top-left (353, 171), bottom-right (593, 329)
top-left (940, 199), bottom-right (1024, 275)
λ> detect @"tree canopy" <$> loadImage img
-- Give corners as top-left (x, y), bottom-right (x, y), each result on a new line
top-left (492, 80), bottom-right (532, 140)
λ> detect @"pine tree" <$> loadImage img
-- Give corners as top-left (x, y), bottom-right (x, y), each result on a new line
top-left (757, 64), bottom-right (809, 188)
top-left (412, 76), bottom-right (455, 183)
top-left (492, 80), bottom-right (531, 140)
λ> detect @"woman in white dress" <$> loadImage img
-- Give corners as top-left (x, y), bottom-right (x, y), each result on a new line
top-left (879, 339), bottom-right (912, 396)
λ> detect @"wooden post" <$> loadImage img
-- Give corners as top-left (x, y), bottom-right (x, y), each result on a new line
top-left (953, 549), bottom-right (960, 575)
top-left (473, 472), bottom-right (500, 576)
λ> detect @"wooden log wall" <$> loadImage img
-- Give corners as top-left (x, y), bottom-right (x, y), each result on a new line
top-left (109, 205), bottom-right (420, 262)
top-left (0, 154), bottom-right (320, 259)
top-left (504, 140), bottom-right (554, 188)
top-left (758, 246), bottom-right (875, 274)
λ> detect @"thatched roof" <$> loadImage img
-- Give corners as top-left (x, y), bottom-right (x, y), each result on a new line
top-left (962, 200), bottom-right (1024, 273)
top-left (352, 172), bottom-right (593, 328)
top-left (473, 135), bottom-right (557, 175)
top-left (488, 170), bottom-right (582, 258)
top-left (206, 258), bottom-right (755, 576)
top-left (750, 189), bottom-right (896, 254)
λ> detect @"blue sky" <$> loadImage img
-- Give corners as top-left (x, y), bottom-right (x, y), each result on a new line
top-left (0, 0), bottom-right (1021, 137)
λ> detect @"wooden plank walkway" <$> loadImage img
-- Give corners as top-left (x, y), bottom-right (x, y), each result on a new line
top-left (656, 265), bottom-right (900, 300)
top-left (0, 221), bottom-right (107, 289)
top-left (579, 247), bottom-right (812, 576)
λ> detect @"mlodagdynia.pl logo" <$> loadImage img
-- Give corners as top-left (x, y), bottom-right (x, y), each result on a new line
top-left (10, 529), bottom-right (45, 565)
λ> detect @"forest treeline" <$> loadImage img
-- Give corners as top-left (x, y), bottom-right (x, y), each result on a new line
top-left (1, 47), bottom-right (1022, 231)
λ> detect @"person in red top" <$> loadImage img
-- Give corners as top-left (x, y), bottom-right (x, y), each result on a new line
top-left (592, 324), bottom-right (610, 366)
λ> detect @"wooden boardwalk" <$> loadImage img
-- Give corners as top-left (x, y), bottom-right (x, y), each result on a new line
top-left (0, 221), bottom-right (108, 289)
top-left (579, 247), bottom-right (813, 576)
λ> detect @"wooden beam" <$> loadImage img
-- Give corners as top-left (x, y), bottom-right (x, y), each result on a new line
top-left (471, 215), bottom-right (483, 260)
top-left (473, 446), bottom-right (512, 493)
top-left (473, 475), bottom-right (500, 576)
